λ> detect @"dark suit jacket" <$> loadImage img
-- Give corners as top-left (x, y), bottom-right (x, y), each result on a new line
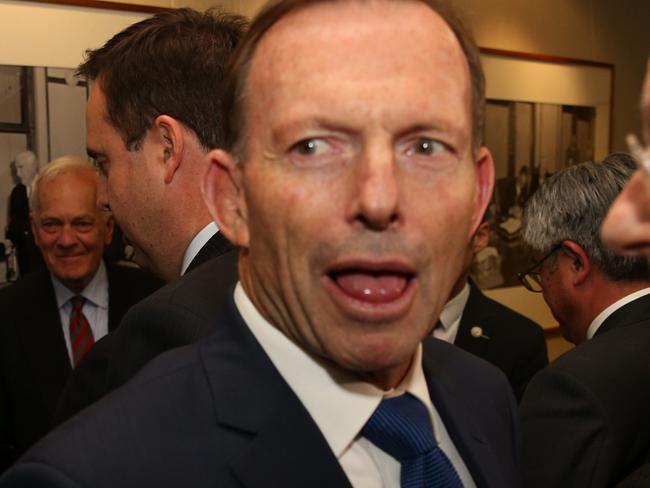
top-left (53, 232), bottom-right (238, 424)
top-left (455, 282), bottom-right (548, 402)
top-left (619, 464), bottom-right (650, 488)
top-left (0, 288), bottom-right (522, 487)
top-left (521, 294), bottom-right (650, 488)
top-left (0, 263), bottom-right (160, 472)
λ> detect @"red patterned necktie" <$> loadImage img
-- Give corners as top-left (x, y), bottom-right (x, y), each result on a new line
top-left (69, 295), bottom-right (95, 367)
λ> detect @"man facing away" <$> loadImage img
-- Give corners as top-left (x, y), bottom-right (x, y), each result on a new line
top-left (54, 8), bottom-right (248, 422)
top-left (0, 156), bottom-right (160, 472)
top-left (1, 1), bottom-right (522, 486)
top-left (519, 153), bottom-right (650, 487)
top-left (436, 222), bottom-right (547, 402)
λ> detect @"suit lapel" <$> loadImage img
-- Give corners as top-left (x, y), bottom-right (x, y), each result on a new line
top-left (596, 293), bottom-right (650, 337)
top-left (19, 271), bottom-right (71, 409)
top-left (422, 339), bottom-right (506, 487)
top-left (454, 283), bottom-right (493, 358)
top-left (200, 296), bottom-right (352, 488)
top-left (229, 395), bottom-right (353, 488)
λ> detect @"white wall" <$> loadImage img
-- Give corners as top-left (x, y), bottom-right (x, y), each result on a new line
top-left (0, 0), bottom-right (149, 68)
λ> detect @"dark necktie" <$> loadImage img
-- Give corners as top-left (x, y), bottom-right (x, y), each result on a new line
top-left (69, 295), bottom-right (95, 367)
top-left (362, 393), bottom-right (463, 488)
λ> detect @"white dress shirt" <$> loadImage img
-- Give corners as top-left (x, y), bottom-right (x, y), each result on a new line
top-left (234, 283), bottom-right (476, 488)
top-left (180, 222), bottom-right (219, 276)
top-left (586, 287), bottom-right (650, 340)
top-left (52, 260), bottom-right (109, 367)
top-left (433, 282), bottom-right (470, 344)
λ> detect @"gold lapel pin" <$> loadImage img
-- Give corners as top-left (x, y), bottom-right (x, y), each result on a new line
top-left (470, 326), bottom-right (490, 340)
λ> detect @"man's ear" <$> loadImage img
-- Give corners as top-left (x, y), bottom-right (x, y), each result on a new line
top-left (154, 115), bottom-right (185, 185)
top-left (472, 221), bottom-right (490, 254)
top-left (561, 240), bottom-right (591, 286)
top-left (469, 146), bottom-right (495, 237)
top-left (202, 149), bottom-right (249, 248)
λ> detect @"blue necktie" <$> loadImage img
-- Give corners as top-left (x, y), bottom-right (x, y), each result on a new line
top-left (362, 393), bottom-right (463, 488)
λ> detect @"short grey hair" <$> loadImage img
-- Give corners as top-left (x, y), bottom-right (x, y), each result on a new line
top-left (30, 155), bottom-right (98, 214)
top-left (522, 153), bottom-right (649, 281)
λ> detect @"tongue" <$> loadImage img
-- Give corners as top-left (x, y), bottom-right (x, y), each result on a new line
top-left (334, 272), bottom-right (408, 303)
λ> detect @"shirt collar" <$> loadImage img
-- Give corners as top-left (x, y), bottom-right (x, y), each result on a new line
top-left (586, 287), bottom-right (650, 340)
top-left (439, 281), bottom-right (470, 330)
top-left (180, 222), bottom-right (219, 276)
top-left (52, 260), bottom-right (108, 309)
top-left (233, 282), bottom-right (440, 458)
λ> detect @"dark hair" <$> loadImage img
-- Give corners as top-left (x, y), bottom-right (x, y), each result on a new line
top-left (222, 0), bottom-right (485, 159)
top-left (522, 153), bottom-right (649, 282)
top-left (78, 8), bottom-right (248, 151)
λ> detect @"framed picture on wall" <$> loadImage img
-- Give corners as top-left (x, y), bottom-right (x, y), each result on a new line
top-left (472, 48), bottom-right (614, 290)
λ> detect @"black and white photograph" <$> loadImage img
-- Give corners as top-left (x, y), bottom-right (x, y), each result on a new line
top-left (0, 64), bottom-right (88, 284)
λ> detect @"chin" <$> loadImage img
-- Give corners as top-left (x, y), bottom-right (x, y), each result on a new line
top-left (332, 334), bottom-right (419, 378)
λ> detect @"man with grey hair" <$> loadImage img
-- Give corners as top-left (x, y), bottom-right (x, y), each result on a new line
top-left (519, 153), bottom-right (650, 487)
top-left (0, 156), bottom-right (159, 473)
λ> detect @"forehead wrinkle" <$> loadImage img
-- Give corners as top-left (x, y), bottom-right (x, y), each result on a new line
top-left (246, 1), bottom-right (472, 146)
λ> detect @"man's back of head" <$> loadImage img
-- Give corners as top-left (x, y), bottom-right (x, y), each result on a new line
top-left (81, 9), bottom-right (247, 282)
top-left (522, 153), bottom-right (649, 343)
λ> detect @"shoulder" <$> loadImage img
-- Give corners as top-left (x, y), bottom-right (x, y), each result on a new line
top-left (552, 320), bottom-right (650, 375)
top-left (127, 256), bottom-right (236, 322)
top-left (523, 321), bottom-right (650, 409)
top-left (7, 344), bottom-right (209, 486)
top-left (467, 285), bottom-right (544, 338)
top-left (0, 271), bottom-right (51, 306)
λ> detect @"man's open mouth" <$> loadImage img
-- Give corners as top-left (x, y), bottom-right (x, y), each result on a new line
top-left (327, 265), bottom-right (415, 304)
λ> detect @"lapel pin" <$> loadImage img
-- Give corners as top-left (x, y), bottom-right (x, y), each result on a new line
top-left (470, 326), bottom-right (490, 340)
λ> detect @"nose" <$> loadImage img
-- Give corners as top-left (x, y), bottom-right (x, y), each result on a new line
top-left (350, 147), bottom-right (400, 231)
top-left (601, 170), bottom-right (650, 255)
top-left (96, 176), bottom-right (110, 211)
top-left (57, 225), bottom-right (78, 248)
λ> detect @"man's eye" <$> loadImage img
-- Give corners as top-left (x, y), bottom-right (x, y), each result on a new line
top-left (41, 221), bottom-right (61, 232)
top-left (74, 221), bottom-right (94, 232)
top-left (409, 138), bottom-right (445, 156)
top-left (292, 138), bottom-right (329, 156)
top-left (92, 158), bottom-right (108, 176)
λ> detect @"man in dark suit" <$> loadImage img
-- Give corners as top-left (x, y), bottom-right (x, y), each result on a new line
top-left (1, 1), bottom-right (522, 485)
top-left (436, 221), bottom-right (548, 402)
top-left (0, 156), bottom-right (160, 472)
top-left (602, 58), bottom-right (650, 488)
top-left (53, 9), bottom-right (246, 423)
top-left (519, 153), bottom-right (650, 487)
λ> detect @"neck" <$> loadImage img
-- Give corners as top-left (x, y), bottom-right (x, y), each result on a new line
top-left (577, 274), bottom-right (650, 343)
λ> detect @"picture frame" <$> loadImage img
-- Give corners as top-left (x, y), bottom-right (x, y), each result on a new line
top-left (476, 48), bottom-right (614, 351)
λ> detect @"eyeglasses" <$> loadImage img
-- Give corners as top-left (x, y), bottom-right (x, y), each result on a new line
top-left (517, 243), bottom-right (562, 292)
